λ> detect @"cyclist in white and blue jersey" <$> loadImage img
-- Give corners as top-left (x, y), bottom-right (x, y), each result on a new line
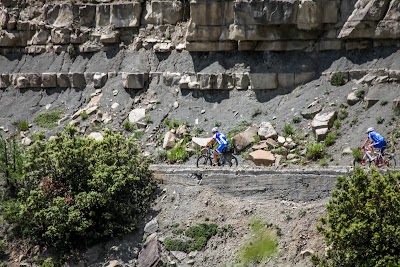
top-left (207, 127), bottom-right (229, 166)
top-left (363, 127), bottom-right (387, 159)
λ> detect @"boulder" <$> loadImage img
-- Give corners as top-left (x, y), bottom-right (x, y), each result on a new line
top-left (100, 32), bottom-right (120, 44)
top-left (311, 111), bottom-right (337, 130)
top-left (69, 73), bottom-right (86, 88)
top-left (128, 108), bottom-right (146, 124)
top-left (0, 31), bottom-right (17, 46)
top-left (93, 72), bottom-right (108, 88)
top-left (42, 73), bottom-right (57, 88)
top-left (191, 137), bottom-right (212, 149)
top-left (88, 132), bottom-right (104, 141)
top-left (248, 150), bottom-right (275, 166)
top-left (251, 142), bottom-right (268, 151)
top-left (57, 73), bottom-right (70, 88)
top-left (144, 218), bottom-right (158, 234)
top-left (258, 122), bottom-right (277, 140)
top-left (137, 233), bottom-right (160, 267)
top-left (30, 29), bottom-right (50, 45)
top-left (301, 104), bottom-right (322, 119)
top-left (315, 128), bottom-right (329, 142)
top-left (265, 138), bottom-right (278, 149)
top-left (163, 131), bottom-right (176, 149)
top-left (122, 73), bottom-right (148, 89)
top-left (347, 92), bottom-right (360, 105)
top-left (232, 126), bottom-right (259, 152)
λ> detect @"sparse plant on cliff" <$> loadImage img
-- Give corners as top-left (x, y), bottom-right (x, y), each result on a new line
top-left (167, 142), bottom-right (189, 163)
top-left (144, 115), bottom-right (153, 124)
top-left (330, 72), bottom-right (346, 86)
top-left (376, 116), bottom-right (385, 124)
top-left (324, 132), bottom-right (336, 146)
top-left (67, 44), bottom-right (77, 59)
top-left (34, 110), bottom-right (62, 129)
top-left (333, 119), bottom-right (341, 129)
top-left (314, 168), bottom-right (400, 266)
top-left (17, 120), bottom-right (29, 132)
top-left (123, 120), bottom-right (134, 132)
top-left (80, 111), bottom-right (88, 120)
top-left (338, 107), bottom-right (348, 120)
top-left (355, 89), bottom-right (365, 99)
top-left (305, 142), bottom-right (326, 160)
top-left (283, 124), bottom-right (295, 136)
top-left (237, 217), bottom-right (278, 265)
top-left (292, 116), bottom-right (301, 124)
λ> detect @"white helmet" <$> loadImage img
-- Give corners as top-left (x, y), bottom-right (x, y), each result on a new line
top-left (212, 127), bottom-right (218, 133)
top-left (366, 127), bottom-right (374, 133)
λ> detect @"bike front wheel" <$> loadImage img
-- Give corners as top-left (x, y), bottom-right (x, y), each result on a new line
top-left (196, 155), bottom-right (212, 168)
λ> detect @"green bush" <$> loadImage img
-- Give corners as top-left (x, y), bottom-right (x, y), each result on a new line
top-left (352, 148), bottom-right (363, 161)
top-left (253, 134), bottom-right (261, 144)
top-left (80, 111), bottom-right (89, 120)
top-left (34, 111), bottom-right (62, 129)
top-left (0, 240), bottom-right (6, 256)
top-left (163, 223), bottom-right (219, 253)
top-left (376, 116), bottom-right (385, 124)
top-left (0, 136), bottom-right (24, 195)
top-left (17, 121), bottom-right (29, 132)
top-left (2, 126), bottom-right (155, 251)
top-left (315, 168), bottom-right (400, 266)
top-left (324, 132), bottom-right (336, 146)
top-left (306, 143), bottom-right (326, 160)
top-left (338, 108), bottom-right (348, 120)
top-left (144, 115), bottom-right (153, 124)
top-left (239, 217), bottom-right (278, 265)
top-left (292, 116), bottom-right (301, 124)
top-left (167, 143), bottom-right (189, 163)
top-left (40, 258), bottom-right (55, 267)
top-left (330, 72), bottom-right (346, 86)
top-left (283, 124), bottom-right (295, 136)
top-left (333, 119), bottom-right (341, 129)
top-left (164, 118), bottom-right (184, 130)
top-left (123, 121), bottom-right (134, 132)
top-left (355, 89), bottom-right (365, 99)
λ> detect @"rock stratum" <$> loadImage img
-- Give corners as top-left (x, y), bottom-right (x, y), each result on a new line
top-left (2, 0), bottom-right (400, 54)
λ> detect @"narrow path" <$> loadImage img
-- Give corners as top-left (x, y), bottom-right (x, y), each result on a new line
top-left (150, 164), bottom-right (353, 202)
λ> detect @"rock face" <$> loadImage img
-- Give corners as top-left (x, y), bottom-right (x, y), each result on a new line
top-left (2, 0), bottom-right (400, 54)
top-left (232, 126), bottom-right (259, 152)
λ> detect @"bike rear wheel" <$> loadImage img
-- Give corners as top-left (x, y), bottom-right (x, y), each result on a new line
top-left (196, 155), bottom-right (212, 168)
top-left (222, 154), bottom-right (238, 167)
top-left (384, 154), bottom-right (397, 167)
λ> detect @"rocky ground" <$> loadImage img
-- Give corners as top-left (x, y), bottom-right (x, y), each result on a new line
top-left (1, 47), bottom-right (400, 266)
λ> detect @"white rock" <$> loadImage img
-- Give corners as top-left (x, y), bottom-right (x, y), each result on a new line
top-left (88, 132), bottom-right (103, 141)
top-left (129, 108), bottom-right (146, 124)
top-left (277, 136), bottom-right (286, 145)
top-left (111, 103), bottom-right (119, 109)
top-left (144, 218), bottom-right (158, 234)
top-left (21, 137), bottom-right (33, 146)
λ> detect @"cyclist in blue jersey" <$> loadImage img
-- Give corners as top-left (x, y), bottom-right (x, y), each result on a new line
top-left (363, 127), bottom-right (387, 160)
top-left (207, 127), bottom-right (229, 166)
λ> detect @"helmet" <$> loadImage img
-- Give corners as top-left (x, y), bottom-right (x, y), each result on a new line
top-left (366, 127), bottom-right (374, 133)
top-left (212, 127), bottom-right (218, 133)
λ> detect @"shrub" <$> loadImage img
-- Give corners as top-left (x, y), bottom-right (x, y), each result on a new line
top-left (40, 258), bottom-right (55, 267)
top-left (157, 150), bottom-right (167, 162)
top-left (376, 116), bottom-right (385, 124)
top-left (167, 143), bottom-right (189, 163)
top-left (2, 126), bottom-right (155, 251)
top-left (239, 217), bottom-right (278, 265)
top-left (324, 132), bottom-right (336, 146)
top-left (319, 157), bottom-right (328, 166)
top-left (338, 108), bottom-right (348, 120)
top-left (330, 72), bottom-right (346, 86)
top-left (123, 121), bottom-right (134, 132)
top-left (132, 130), bottom-right (144, 140)
top-left (34, 111), bottom-right (62, 129)
top-left (283, 124), bottom-right (294, 136)
top-left (0, 136), bottom-right (24, 195)
top-left (0, 240), bottom-right (6, 256)
top-left (333, 119), bottom-right (341, 129)
top-left (17, 121), bottom-right (29, 132)
top-left (292, 116), bottom-right (301, 124)
top-left (144, 115), bottom-right (153, 124)
top-left (355, 89), bottom-right (365, 99)
top-left (163, 223), bottom-right (219, 253)
top-left (306, 143), bottom-right (326, 160)
top-left (214, 121), bottom-right (222, 127)
top-left (164, 118), bottom-right (185, 130)
top-left (352, 148), bottom-right (363, 161)
top-left (80, 111), bottom-right (88, 120)
top-left (315, 168), bottom-right (400, 266)
top-left (253, 134), bottom-right (261, 144)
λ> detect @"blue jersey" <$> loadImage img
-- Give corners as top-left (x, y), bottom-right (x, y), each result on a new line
top-left (368, 132), bottom-right (385, 144)
top-left (213, 132), bottom-right (228, 145)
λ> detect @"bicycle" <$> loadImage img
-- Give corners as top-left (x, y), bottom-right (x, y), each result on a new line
top-left (353, 146), bottom-right (396, 168)
top-left (196, 147), bottom-right (238, 168)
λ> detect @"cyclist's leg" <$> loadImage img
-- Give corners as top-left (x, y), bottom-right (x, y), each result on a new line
top-left (214, 144), bottom-right (223, 164)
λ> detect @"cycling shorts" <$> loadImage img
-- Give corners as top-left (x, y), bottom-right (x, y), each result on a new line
top-left (373, 140), bottom-right (386, 149)
top-left (216, 143), bottom-right (227, 154)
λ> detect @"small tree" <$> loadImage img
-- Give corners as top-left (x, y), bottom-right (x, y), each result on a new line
top-left (314, 168), bottom-right (400, 267)
top-left (3, 126), bottom-right (155, 250)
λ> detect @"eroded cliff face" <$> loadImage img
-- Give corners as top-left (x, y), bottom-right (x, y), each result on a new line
top-left (2, 0), bottom-right (400, 54)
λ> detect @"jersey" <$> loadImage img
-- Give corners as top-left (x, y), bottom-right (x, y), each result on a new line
top-left (368, 132), bottom-right (385, 144)
top-left (213, 132), bottom-right (228, 145)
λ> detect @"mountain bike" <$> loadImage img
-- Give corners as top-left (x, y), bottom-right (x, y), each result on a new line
top-left (196, 147), bottom-right (238, 168)
top-left (353, 146), bottom-right (396, 168)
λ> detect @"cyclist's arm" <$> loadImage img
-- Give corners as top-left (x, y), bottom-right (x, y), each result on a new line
top-left (362, 138), bottom-right (370, 148)
top-left (206, 138), bottom-right (215, 147)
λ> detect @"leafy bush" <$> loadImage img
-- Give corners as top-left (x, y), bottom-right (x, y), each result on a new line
top-left (17, 121), bottom-right (29, 132)
top-left (34, 111), bottom-right (62, 129)
top-left (2, 126), bottom-right (155, 250)
top-left (164, 118), bottom-right (184, 130)
top-left (306, 143), bottom-right (326, 160)
top-left (352, 148), bottom-right (363, 161)
top-left (163, 223), bottom-right (219, 253)
top-left (283, 124), bottom-right (294, 136)
top-left (333, 119), bottom-right (341, 129)
top-left (315, 168), bottom-right (400, 266)
top-left (324, 132), bottom-right (336, 146)
top-left (239, 217), bottom-right (278, 265)
top-left (167, 143), bottom-right (189, 163)
top-left (0, 136), bottom-right (24, 195)
top-left (330, 72), bottom-right (346, 86)
top-left (144, 115), bottom-right (153, 124)
top-left (253, 134), bottom-right (261, 144)
top-left (132, 129), bottom-right (145, 140)
top-left (214, 121), bottom-right (222, 127)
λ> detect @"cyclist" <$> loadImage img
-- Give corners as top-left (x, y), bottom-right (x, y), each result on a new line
top-left (363, 127), bottom-right (387, 164)
top-left (206, 127), bottom-right (229, 166)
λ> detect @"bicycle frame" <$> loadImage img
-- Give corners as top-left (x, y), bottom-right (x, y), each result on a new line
top-left (360, 146), bottom-right (385, 166)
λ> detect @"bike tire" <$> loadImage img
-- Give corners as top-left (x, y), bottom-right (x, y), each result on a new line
top-left (196, 155), bottom-right (212, 168)
top-left (385, 154), bottom-right (397, 167)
